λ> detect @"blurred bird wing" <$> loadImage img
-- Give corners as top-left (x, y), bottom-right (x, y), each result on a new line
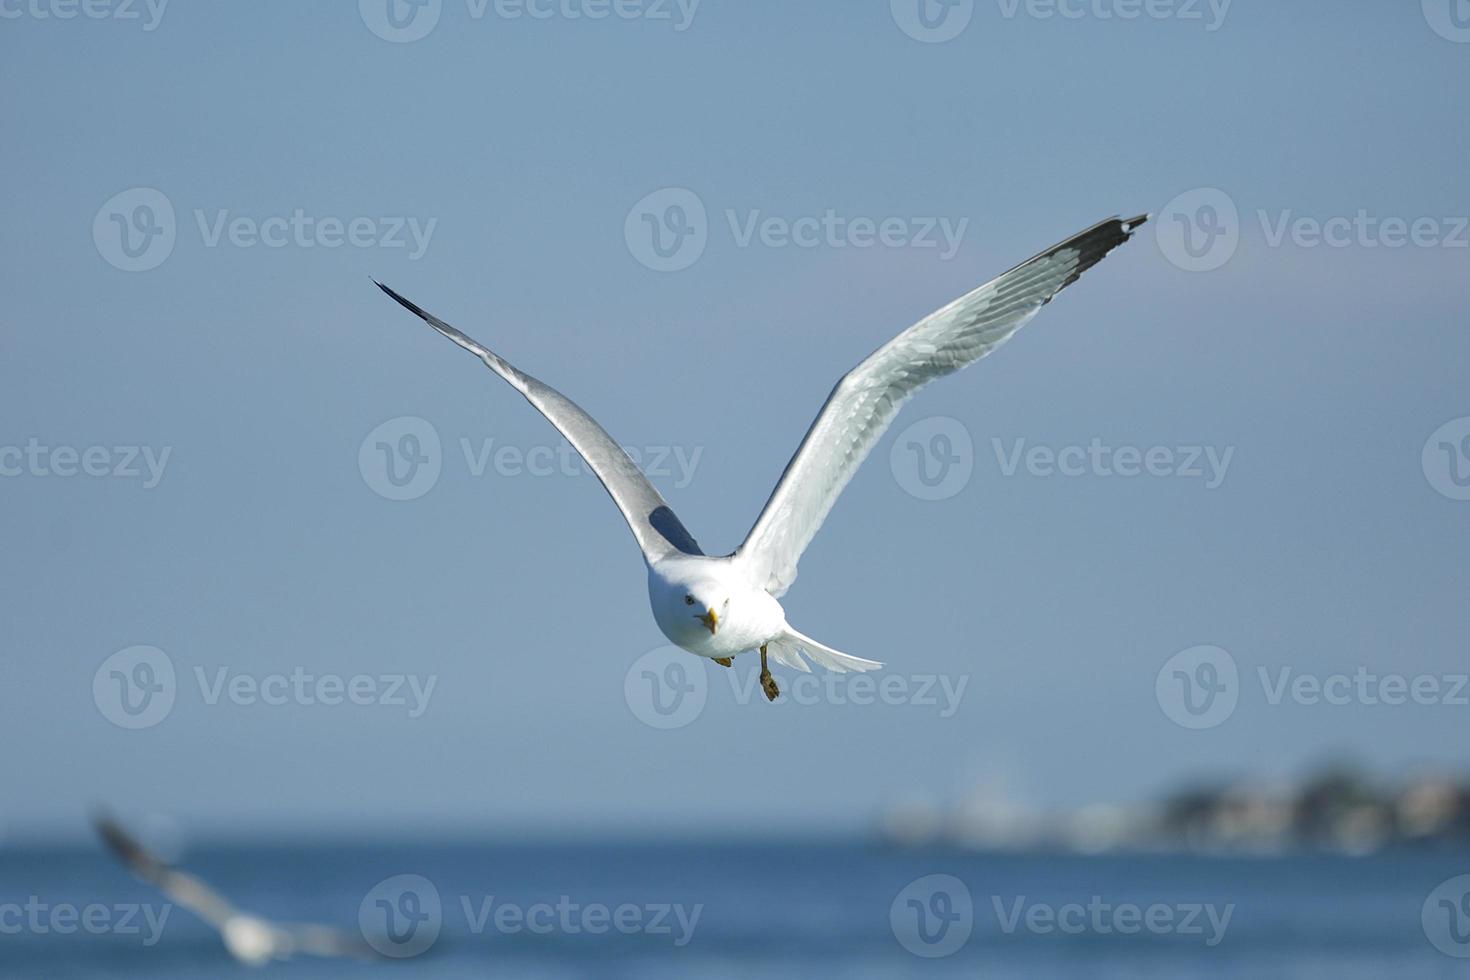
top-left (94, 813), bottom-right (367, 960)
top-left (93, 814), bottom-right (239, 928)
top-left (284, 922), bottom-right (379, 960)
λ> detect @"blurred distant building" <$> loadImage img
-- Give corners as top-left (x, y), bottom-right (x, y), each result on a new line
top-left (881, 764), bottom-right (1470, 856)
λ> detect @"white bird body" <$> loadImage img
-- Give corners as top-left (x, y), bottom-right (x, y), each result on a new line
top-left (221, 915), bottom-right (285, 967)
top-left (647, 555), bottom-right (788, 659)
top-left (375, 213), bottom-right (1148, 700)
top-left (645, 556), bottom-right (881, 675)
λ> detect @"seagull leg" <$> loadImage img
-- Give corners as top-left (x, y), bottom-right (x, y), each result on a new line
top-left (759, 645), bottom-right (780, 702)
top-left (713, 657), bottom-right (733, 668)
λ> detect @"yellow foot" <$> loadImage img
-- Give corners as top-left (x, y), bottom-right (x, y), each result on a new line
top-left (713, 657), bottom-right (733, 668)
top-left (758, 644), bottom-right (779, 701)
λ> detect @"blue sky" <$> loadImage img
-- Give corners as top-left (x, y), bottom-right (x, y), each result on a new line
top-left (2, 0), bottom-right (1468, 841)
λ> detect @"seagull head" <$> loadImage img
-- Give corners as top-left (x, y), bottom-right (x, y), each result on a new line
top-left (682, 587), bottom-right (729, 636)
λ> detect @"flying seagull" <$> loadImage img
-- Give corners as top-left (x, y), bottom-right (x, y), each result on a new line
top-left (375, 213), bottom-right (1147, 702)
top-left (93, 813), bottom-right (374, 965)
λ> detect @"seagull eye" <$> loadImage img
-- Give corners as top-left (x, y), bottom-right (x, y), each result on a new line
top-left (684, 595), bottom-right (694, 605)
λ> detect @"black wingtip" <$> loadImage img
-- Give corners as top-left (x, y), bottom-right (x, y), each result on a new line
top-left (93, 811), bottom-right (148, 867)
top-left (372, 279), bottom-right (433, 323)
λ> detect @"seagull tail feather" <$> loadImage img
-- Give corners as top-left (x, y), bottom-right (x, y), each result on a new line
top-left (777, 627), bottom-right (883, 674)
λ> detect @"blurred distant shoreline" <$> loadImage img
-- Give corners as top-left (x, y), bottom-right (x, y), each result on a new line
top-left (880, 764), bottom-right (1470, 858)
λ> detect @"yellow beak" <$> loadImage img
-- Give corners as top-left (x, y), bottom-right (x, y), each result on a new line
top-left (699, 609), bottom-right (719, 635)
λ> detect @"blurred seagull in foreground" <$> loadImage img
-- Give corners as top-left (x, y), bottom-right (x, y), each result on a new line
top-left (93, 813), bottom-right (374, 966)
top-left (375, 213), bottom-right (1148, 702)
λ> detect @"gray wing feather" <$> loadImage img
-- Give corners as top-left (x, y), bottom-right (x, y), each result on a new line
top-left (374, 282), bottom-right (703, 562)
top-left (94, 813), bottom-right (240, 928)
top-left (736, 214), bottom-right (1149, 596)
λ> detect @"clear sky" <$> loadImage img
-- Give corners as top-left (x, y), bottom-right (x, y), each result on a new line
top-left (2, 0), bottom-right (1467, 842)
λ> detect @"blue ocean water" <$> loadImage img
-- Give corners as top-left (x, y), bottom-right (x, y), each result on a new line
top-left (2, 841), bottom-right (1468, 978)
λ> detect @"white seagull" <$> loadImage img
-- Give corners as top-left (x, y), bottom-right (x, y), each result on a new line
top-left (94, 813), bottom-right (375, 965)
top-left (375, 213), bottom-right (1147, 702)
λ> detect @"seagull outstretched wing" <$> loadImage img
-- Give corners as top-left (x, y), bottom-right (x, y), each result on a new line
top-left (373, 281), bottom-right (704, 562)
top-left (735, 214), bottom-right (1149, 596)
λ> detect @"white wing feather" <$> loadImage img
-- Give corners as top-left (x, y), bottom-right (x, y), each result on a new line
top-left (736, 214), bottom-right (1149, 597)
top-left (374, 281), bottom-right (704, 564)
